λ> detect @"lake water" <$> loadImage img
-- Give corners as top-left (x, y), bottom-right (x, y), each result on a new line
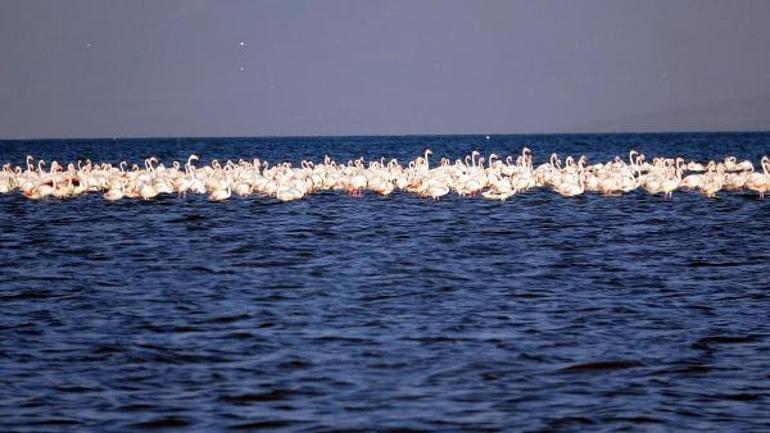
top-left (1, 133), bottom-right (770, 432)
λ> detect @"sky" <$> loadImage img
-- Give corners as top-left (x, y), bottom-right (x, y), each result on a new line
top-left (0, 0), bottom-right (769, 138)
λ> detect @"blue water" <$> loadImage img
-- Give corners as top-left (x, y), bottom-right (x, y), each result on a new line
top-left (1, 133), bottom-right (770, 432)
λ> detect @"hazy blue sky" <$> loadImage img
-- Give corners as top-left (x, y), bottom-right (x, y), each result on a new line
top-left (1, 0), bottom-right (769, 138)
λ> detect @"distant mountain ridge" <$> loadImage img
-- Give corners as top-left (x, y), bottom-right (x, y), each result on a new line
top-left (570, 95), bottom-right (770, 133)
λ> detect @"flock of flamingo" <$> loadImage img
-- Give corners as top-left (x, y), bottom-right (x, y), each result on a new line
top-left (1, 149), bottom-right (769, 202)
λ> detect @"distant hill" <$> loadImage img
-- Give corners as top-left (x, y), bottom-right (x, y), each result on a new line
top-left (570, 95), bottom-right (770, 133)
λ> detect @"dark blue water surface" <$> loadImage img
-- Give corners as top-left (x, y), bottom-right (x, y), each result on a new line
top-left (1, 133), bottom-right (770, 432)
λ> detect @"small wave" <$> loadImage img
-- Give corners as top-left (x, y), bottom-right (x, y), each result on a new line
top-left (561, 360), bottom-right (644, 373)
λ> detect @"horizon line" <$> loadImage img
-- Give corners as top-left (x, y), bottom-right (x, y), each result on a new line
top-left (2, 129), bottom-right (770, 142)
